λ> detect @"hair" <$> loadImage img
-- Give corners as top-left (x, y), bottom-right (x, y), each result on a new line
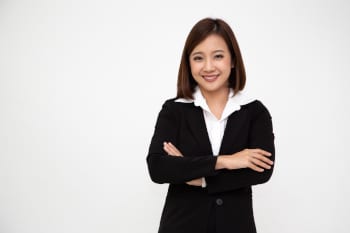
top-left (177, 17), bottom-right (246, 99)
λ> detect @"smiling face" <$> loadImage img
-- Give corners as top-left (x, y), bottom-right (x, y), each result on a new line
top-left (189, 34), bottom-right (233, 96)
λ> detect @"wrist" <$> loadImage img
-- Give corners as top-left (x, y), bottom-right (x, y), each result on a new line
top-left (215, 155), bottom-right (228, 170)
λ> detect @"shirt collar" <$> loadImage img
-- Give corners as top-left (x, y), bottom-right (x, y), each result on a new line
top-left (175, 86), bottom-right (255, 121)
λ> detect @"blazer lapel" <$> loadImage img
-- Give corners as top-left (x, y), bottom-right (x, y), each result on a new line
top-left (186, 105), bottom-right (213, 155)
top-left (219, 109), bottom-right (248, 154)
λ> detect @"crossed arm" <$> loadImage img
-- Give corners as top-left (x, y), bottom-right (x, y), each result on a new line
top-left (147, 100), bottom-right (275, 192)
top-left (163, 142), bottom-right (273, 187)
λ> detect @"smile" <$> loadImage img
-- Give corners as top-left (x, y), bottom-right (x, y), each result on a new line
top-left (202, 75), bottom-right (219, 82)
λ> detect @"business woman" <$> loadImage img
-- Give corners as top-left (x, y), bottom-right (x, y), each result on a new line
top-left (147, 17), bottom-right (275, 233)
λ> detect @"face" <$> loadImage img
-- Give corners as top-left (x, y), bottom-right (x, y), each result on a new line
top-left (189, 34), bottom-right (233, 96)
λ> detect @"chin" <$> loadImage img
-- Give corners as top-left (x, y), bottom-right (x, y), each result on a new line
top-left (200, 86), bottom-right (224, 94)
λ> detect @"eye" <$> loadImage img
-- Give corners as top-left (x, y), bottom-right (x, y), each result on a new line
top-left (193, 56), bottom-right (203, 61)
top-left (214, 54), bottom-right (224, 59)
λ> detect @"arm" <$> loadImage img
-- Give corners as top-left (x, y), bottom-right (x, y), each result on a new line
top-left (146, 101), bottom-right (217, 184)
top-left (163, 142), bottom-right (206, 187)
top-left (206, 102), bottom-right (275, 194)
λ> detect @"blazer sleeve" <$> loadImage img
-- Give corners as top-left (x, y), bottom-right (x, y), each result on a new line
top-left (146, 100), bottom-right (217, 184)
top-left (206, 101), bottom-right (275, 194)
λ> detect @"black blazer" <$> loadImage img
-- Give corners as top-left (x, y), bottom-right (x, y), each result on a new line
top-left (147, 98), bottom-right (275, 233)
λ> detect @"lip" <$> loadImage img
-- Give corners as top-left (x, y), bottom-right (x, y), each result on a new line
top-left (202, 74), bottom-right (219, 82)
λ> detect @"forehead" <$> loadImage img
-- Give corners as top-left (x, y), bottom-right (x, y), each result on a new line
top-left (191, 34), bottom-right (229, 54)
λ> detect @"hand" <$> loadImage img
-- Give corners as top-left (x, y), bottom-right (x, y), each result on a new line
top-left (163, 142), bottom-right (183, 157)
top-left (163, 142), bottom-right (203, 187)
top-left (186, 178), bottom-right (203, 186)
top-left (217, 149), bottom-right (273, 172)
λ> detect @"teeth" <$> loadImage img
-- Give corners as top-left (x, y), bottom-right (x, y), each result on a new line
top-left (203, 75), bottom-right (218, 80)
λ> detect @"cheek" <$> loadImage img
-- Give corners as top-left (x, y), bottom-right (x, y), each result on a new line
top-left (220, 60), bottom-right (232, 72)
top-left (189, 63), bottom-right (201, 75)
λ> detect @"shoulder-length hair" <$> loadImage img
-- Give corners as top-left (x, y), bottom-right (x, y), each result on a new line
top-left (177, 18), bottom-right (246, 99)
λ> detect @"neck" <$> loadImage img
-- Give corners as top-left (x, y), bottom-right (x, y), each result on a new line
top-left (199, 87), bottom-right (230, 119)
top-left (200, 88), bottom-right (229, 104)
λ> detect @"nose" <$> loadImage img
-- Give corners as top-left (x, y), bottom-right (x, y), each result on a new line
top-left (203, 58), bottom-right (214, 72)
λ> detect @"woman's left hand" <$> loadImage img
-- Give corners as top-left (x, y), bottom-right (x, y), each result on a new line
top-left (163, 142), bottom-right (183, 157)
top-left (163, 142), bottom-right (203, 187)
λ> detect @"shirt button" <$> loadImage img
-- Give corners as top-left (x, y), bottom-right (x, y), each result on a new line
top-left (216, 198), bottom-right (223, 206)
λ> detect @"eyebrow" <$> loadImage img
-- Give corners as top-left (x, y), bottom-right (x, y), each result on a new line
top-left (191, 49), bottom-right (225, 57)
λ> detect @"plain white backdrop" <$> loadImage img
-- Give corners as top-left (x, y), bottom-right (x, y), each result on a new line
top-left (1, 0), bottom-right (349, 232)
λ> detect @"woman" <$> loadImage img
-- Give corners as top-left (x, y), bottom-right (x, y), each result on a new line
top-left (146, 17), bottom-right (275, 233)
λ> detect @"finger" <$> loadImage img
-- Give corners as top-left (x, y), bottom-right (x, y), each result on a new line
top-left (164, 144), bottom-right (178, 156)
top-left (252, 149), bottom-right (272, 156)
top-left (163, 142), bottom-right (176, 155)
top-left (186, 178), bottom-right (202, 186)
top-left (166, 145), bottom-right (181, 156)
top-left (167, 142), bottom-right (183, 156)
top-left (251, 153), bottom-right (274, 165)
top-left (248, 163), bottom-right (264, 172)
top-left (163, 142), bottom-right (172, 155)
top-left (250, 157), bottom-right (272, 170)
top-left (163, 142), bottom-right (181, 156)
top-left (186, 180), bottom-right (195, 185)
top-left (166, 142), bottom-right (178, 152)
top-left (168, 142), bottom-right (183, 156)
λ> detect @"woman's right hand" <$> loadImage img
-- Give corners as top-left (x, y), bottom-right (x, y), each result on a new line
top-left (216, 149), bottom-right (273, 172)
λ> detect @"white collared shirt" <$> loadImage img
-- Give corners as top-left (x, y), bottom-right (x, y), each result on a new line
top-left (175, 87), bottom-right (255, 156)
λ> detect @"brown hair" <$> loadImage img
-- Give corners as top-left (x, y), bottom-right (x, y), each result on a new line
top-left (177, 17), bottom-right (246, 99)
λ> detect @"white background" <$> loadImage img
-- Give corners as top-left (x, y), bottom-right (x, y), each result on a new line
top-left (1, 0), bottom-right (349, 232)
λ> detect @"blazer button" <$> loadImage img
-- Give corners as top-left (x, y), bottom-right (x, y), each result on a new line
top-left (216, 198), bottom-right (223, 206)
